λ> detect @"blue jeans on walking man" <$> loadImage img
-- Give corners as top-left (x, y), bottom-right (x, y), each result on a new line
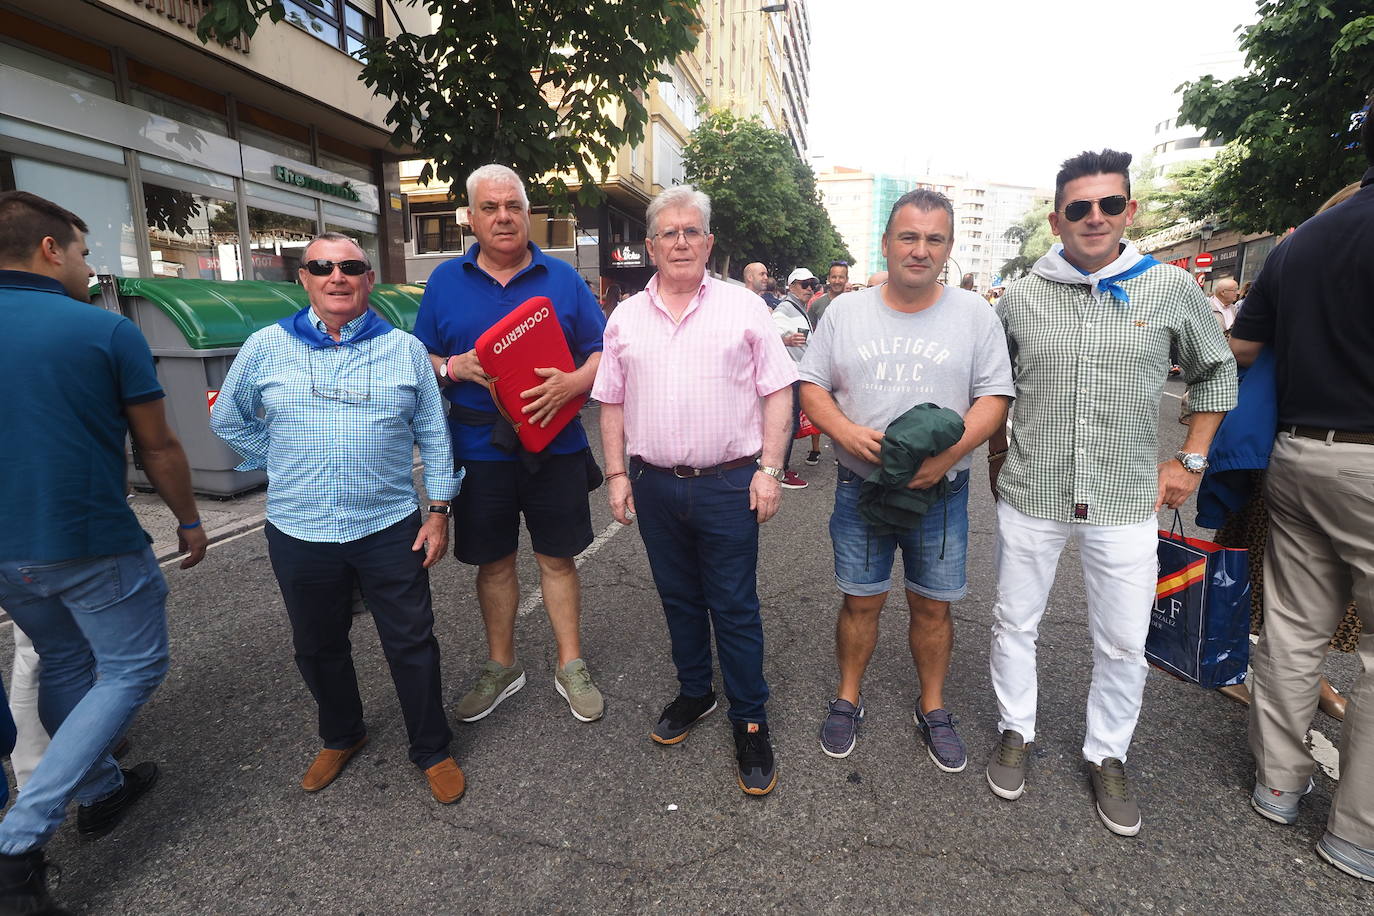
top-left (0, 547), bottom-right (169, 854)
top-left (630, 461), bottom-right (769, 722)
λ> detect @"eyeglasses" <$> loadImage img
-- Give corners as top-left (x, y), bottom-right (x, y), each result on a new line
top-left (802, 279), bottom-right (820, 290)
top-left (303, 258), bottom-right (371, 276)
top-left (308, 343), bottom-right (371, 405)
top-left (1061, 195), bottom-right (1128, 222)
top-left (654, 227), bottom-right (706, 245)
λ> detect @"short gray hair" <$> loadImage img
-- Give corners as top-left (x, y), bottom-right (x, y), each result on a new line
top-left (646, 185), bottom-right (711, 237)
top-left (303, 231), bottom-right (367, 263)
top-left (465, 164), bottom-right (529, 209)
top-left (884, 188), bottom-right (955, 239)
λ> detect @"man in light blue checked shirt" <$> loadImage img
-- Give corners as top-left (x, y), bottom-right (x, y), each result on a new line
top-left (211, 233), bottom-right (468, 805)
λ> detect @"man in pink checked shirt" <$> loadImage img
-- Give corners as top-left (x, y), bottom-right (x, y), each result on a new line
top-left (592, 185), bottom-right (796, 797)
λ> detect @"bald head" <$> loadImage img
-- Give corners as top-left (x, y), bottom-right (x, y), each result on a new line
top-left (867, 270), bottom-right (888, 287)
top-left (743, 262), bottom-right (768, 293)
top-left (1213, 276), bottom-right (1239, 304)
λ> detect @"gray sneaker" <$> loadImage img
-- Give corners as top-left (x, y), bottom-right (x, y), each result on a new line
top-left (554, 658), bottom-right (604, 722)
top-left (1250, 776), bottom-right (1314, 825)
top-left (1317, 831), bottom-right (1374, 883)
top-left (986, 730), bottom-right (1030, 800)
top-left (456, 659), bottom-right (526, 722)
top-left (819, 697), bottom-right (864, 758)
top-left (1089, 758), bottom-right (1141, 837)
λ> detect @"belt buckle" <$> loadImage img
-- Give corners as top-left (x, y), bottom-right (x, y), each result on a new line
top-left (673, 465), bottom-right (700, 478)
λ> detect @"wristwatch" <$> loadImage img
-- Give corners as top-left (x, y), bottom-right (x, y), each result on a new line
top-left (758, 465), bottom-right (785, 481)
top-left (427, 504), bottom-right (452, 516)
top-left (438, 358), bottom-right (451, 381)
top-left (1175, 451), bottom-right (1209, 473)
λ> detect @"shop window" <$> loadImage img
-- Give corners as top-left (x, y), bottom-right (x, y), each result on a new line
top-left (0, 37), bottom-right (114, 98)
top-left (143, 184), bottom-right (241, 280)
top-left (282, 0), bottom-right (378, 58)
top-left (415, 214), bottom-right (463, 254)
top-left (325, 223), bottom-right (379, 275)
top-left (529, 212), bottom-right (574, 250)
top-left (2, 154), bottom-right (137, 275)
top-left (249, 206), bottom-right (317, 283)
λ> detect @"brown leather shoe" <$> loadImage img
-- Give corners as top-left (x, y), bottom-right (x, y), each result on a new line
top-left (301, 736), bottom-right (369, 792)
top-left (425, 757), bottom-right (466, 804)
top-left (1319, 678), bottom-right (1347, 721)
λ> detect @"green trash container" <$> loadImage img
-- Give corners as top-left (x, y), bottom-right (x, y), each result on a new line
top-left (95, 276), bottom-right (435, 497)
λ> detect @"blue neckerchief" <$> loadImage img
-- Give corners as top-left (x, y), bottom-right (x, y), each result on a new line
top-left (1096, 255), bottom-right (1161, 303)
top-left (276, 306), bottom-right (393, 348)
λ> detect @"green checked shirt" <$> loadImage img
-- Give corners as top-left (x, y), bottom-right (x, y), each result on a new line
top-left (996, 266), bottom-right (1236, 526)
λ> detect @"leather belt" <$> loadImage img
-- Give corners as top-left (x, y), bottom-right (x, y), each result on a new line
top-left (1287, 426), bottom-right (1374, 446)
top-left (632, 455), bottom-right (758, 478)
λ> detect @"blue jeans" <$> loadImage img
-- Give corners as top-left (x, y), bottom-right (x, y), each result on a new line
top-left (830, 466), bottom-right (970, 600)
top-left (0, 548), bottom-right (169, 854)
top-left (630, 461), bottom-right (769, 722)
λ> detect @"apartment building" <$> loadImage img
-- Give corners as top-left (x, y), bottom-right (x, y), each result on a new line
top-left (0, 1), bottom-right (427, 283)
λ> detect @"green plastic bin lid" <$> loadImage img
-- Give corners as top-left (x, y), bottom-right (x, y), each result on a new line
top-left (105, 278), bottom-right (428, 348)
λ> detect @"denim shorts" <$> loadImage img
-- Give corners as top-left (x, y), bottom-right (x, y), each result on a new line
top-left (829, 465), bottom-right (970, 601)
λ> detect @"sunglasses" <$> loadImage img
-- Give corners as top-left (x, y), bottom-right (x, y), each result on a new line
top-left (1061, 195), bottom-right (1128, 222)
top-left (304, 258), bottom-right (370, 276)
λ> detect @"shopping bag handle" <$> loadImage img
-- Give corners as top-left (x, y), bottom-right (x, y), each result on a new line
top-left (1168, 508), bottom-right (1185, 538)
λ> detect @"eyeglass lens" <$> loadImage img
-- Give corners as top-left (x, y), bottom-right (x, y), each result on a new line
top-left (1063, 196), bottom-right (1128, 222)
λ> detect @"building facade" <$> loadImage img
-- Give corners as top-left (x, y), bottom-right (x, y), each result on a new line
top-left (0, 0), bottom-right (425, 284)
top-left (401, 0), bottom-right (811, 293)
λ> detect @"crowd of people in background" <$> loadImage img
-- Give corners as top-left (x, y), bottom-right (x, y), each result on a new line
top-left (0, 96), bottom-right (1370, 911)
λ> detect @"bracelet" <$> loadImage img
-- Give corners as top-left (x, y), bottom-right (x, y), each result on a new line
top-left (605, 471), bottom-right (628, 481)
top-left (178, 519), bottom-right (202, 530)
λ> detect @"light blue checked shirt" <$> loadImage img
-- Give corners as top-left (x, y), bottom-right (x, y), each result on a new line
top-left (211, 309), bottom-right (459, 543)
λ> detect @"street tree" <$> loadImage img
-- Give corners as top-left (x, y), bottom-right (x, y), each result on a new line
top-left (1177, 0), bottom-right (1374, 233)
top-left (999, 201), bottom-right (1054, 281)
top-left (682, 109), bottom-right (851, 279)
top-left (198, 1), bottom-right (702, 207)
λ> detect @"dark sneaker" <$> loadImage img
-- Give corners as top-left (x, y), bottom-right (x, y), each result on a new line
top-left (651, 692), bottom-right (718, 745)
top-left (734, 721), bottom-right (777, 796)
top-left (805, 450), bottom-right (821, 466)
top-left (1317, 831), bottom-right (1374, 883)
top-left (819, 697), bottom-right (864, 758)
top-left (780, 471), bottom-right (808, 489)
top-left (77, 761), bottom-right (159, 840)
top-left (986, 730), bottom-right (1030, 800)
top-left (1089, 758), bottom-right (1141, 837)
top-left (456, 659), bottom-right (526, 722)
top-left (914, 707), bottom-right (967, 773)
top-left (1250, 776), bottom-right (1314, 825)
top-left (0, 849), bottom-right (69, 915)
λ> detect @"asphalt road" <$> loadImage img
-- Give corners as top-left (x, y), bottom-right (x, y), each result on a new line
top-left (7, 379), bottom-right (1367, 914)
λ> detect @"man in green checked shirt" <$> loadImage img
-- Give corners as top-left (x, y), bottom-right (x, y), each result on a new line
top-left (982, 150), bottom-right (1236, 837)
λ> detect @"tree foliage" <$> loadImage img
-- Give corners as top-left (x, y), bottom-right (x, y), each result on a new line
top-left (1177, 0), bottom-right (1374, 233)
top-left (998, 201), bottom-right (1053, 281)
top-left (682, 110), bottom-right (851, 279)
top-left (198, 1), bottom-right (702, 207)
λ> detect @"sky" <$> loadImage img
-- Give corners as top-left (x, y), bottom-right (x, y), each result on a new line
top-left (806, 0), bottom-right (1258, 188)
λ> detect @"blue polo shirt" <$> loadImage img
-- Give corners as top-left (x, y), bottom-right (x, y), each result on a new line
top-left (414, 243), bottom-right (605, 461)
top-left (0, 270), bottom-right (164, 563)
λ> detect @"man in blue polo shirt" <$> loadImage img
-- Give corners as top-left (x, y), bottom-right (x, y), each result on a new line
top-left (0, 190), bottom-right (206, 914)
top-left (415, 165), bottom-right (607, 725)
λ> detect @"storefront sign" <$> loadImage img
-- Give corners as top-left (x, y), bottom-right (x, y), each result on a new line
top-left (273, 165), bottom-right (360, 202)
top-left (609, 244), bottom-right (647, 268)
top-left (1168, 256), bottom-right (1190, 270)
top-left (199, 253), bottom-right (283, 270)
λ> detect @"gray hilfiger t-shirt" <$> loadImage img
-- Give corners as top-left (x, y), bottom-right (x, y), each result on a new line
top-left (798, 284), bottom-right (1015, 478)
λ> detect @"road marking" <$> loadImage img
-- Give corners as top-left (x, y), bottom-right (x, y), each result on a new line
top-left (1308, 728), bottom-right (1341, 780)
top-left (1161, 391), bottom-right (1183, 400)
top-left (518, 520), bottom-right (627, 617)
top-left (159, 524), bottom-right (265, 569)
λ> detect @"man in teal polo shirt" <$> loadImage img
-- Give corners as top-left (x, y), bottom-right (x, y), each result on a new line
top-left (0, 190), bottom-right (206, 914)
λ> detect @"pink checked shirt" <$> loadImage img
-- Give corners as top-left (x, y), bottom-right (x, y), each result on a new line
top-left (592, 274), bottom-right (798, 468)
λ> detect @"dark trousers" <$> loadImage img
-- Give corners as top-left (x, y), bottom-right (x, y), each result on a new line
top-left (265, 514), bottom-right (452, 769)
top-left (630, 461), bottom-right (769, 722)
top-left (783, 380), bottom-right (801, 471)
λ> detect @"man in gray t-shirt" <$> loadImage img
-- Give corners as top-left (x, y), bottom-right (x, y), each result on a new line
top-left (798, 188), bottom-right (1014, 770)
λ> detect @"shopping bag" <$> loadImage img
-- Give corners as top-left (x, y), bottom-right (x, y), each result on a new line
top-left (796, 410), bottom-right (819, 439)
top-left (1146, 512), bottom-right (1251, 688)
